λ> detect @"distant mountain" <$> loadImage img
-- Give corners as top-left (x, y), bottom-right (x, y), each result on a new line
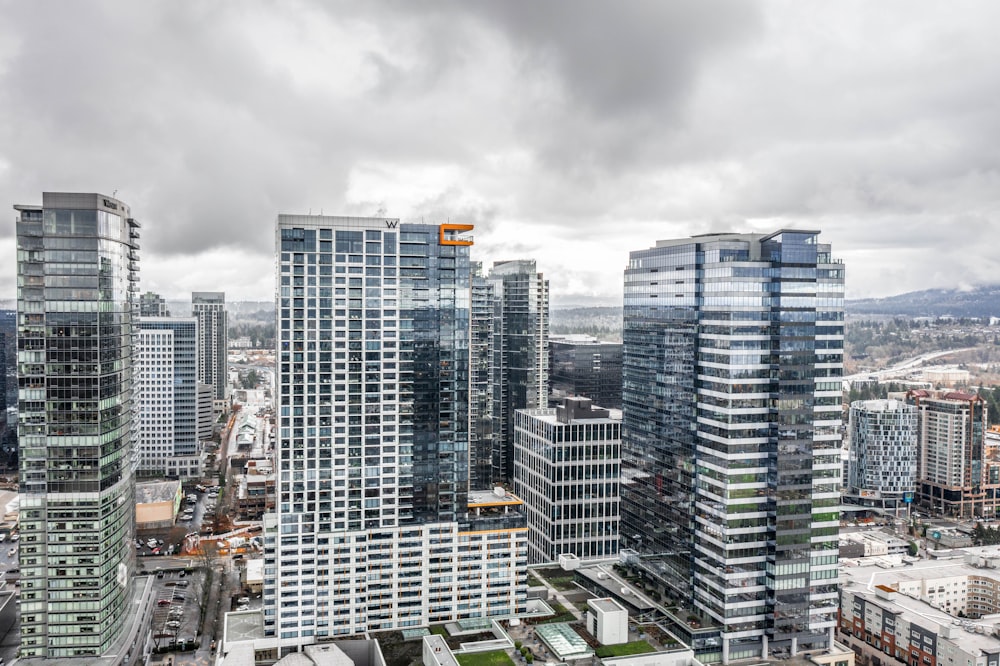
top-left (848, 285), bottom-right (1000, 318)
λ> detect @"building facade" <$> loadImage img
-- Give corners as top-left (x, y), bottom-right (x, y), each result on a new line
top-left (139, 291), bottom-right (169, 317)
top-left (265, 215), bottom-right (526, 653)
top-left (486, 260), bottom-right (549, 482)
top-left (621, 230), bottom-right (844, 662)
top-left (14, 193), bottom-right (148, 659)
top-left (907, 390), bottom-right (990, 517)
top-left (848, 399), bottom-right (918, 512)
top-left (549, 335), bottom-right (623, 409)
top-left (192, 291), bottom-right (228, 402)
top-left (469, 263), bottom-right (496, 490)
top-left (197, 381), bottom-right (214, 442)
top-left (513, 397), bottom-right (620, 563)
top-left (137, 317), bottom-right (204, 479)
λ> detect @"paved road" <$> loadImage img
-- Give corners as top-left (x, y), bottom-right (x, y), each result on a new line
top-left (846, 347), bottom-right (977, 382)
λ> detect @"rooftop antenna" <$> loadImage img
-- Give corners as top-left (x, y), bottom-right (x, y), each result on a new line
top-left (112, 189), bottom-right (118, 197)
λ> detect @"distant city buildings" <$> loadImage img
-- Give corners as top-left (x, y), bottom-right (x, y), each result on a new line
top-left (848, 399), bottom-right (918, 513)
top-left (136, 317), bottom-right (205, 479)
top-left (14, 192), bottom-right (152, 663)
top-left (908, 389), bottom-right (991, 517)
top-left (549, 334), bottom-right (622, 409)
top-left (621, 230), bottom-right (844, 662)
top-left (513, 396), bottom-right (620, 563)
top-left (139, 290), bottom-right (170, 317)
top-left (263, 215), bottom-right (526, 652)
top-left (193, 291), bottom-right (229, 403)
top-left (486, 260), bottom-right (549, 482)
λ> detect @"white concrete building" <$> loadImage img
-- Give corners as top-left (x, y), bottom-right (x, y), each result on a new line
top-left (586, 597), bottom-right (629, 645)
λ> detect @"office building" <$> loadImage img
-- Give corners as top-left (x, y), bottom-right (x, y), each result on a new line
top-left (137, 317), bottom-right (203, 478)
top-left (621, 230), bottom-right (844, 662)
top-left (848, 399), bottom-right (918, 512)
top-left (513, 396), bottom-right (620, 563)
top-left (192, 291), bottom-right (228, 402)
top-left (139, 291), bottom-right (169, 317)
top-left (549, 335), bottom-right (622, 409)
top-left (907, 389), bottom-right (990, 517)
top-left (265, 215), bottom-right (526, 652)
top-left (487, 260), bottom-right (549, 482)
top-left (14, 192), bottom-right (153, 662)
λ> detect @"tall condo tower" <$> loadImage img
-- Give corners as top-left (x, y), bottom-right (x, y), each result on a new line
top-left (469, 263), bottom-right (496, 490)
top-left (907, 389), bottom-right (988, 517)
top-left (486, 260), bottom-right (549, 482)
top-left (136, 317), bottom-right (203, 478)
top-left (266, 216), bottom-right (526, 654)
top-left (14, 193), bottom-right (153, 662)
top-left (621, 230), bottom-right (844, 663)
top-left (192, 291), bottom-right (228, 401)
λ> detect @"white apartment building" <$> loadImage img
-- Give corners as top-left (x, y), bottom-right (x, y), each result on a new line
top-left (262, 216), bottom-right (527, 656)
top-left (137, 317), bottom-right (205, 478)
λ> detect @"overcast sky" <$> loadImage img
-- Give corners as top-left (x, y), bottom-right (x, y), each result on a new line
top-left (2, 1), bottom-right (999, 306)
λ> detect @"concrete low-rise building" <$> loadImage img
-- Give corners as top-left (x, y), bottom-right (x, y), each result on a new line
top-left (587, 597), bottom-right (629, 645)
top-left (135, 480), bottom-right (183, 530)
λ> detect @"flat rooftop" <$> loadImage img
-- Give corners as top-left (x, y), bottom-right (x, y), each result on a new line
top-left (136, 480), bottom-right (181, 504)
top-left (468, 488), bottom-right (523, 507)
top-left (589, 597), bottom-right (627, 614)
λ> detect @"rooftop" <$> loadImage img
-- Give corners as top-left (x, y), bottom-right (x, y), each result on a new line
top-left (841, 556), bottom-right (1000, 654)
top-left (588, 597), bottom-right (627, 614)
top-left (535, 622), bottom-right (593, 660)
top-left (467, 488), bottom-right (523, 508)
top-left (135, 479), bottom-right (181, 504)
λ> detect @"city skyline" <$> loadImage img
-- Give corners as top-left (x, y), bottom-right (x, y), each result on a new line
top-left (2, 3), bottom-right (1000, 305)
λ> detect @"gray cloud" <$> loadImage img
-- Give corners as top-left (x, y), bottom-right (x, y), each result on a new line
top-left (1, 1), bottom-right (999, 304)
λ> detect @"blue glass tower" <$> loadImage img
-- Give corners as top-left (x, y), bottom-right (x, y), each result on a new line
top-left (622, 230), bottom-right (844, 662)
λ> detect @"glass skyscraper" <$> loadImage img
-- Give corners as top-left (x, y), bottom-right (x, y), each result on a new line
top-left (265, 215), bottom-right (525, 653)
top-left (15, 193), bottom-right (152, 661)
top-left (486, 260), bottom-right (549, 482)
top-left (621, 230), bottom-right (844, 662)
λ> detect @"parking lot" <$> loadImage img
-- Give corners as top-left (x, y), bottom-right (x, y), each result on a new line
top-left (150, 568), bottom-right (206, 650)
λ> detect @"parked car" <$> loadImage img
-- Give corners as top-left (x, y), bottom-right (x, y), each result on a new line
top-left (157, 599), bottom-right (172, 606)
top-left (166, 621), bottom-right (181, 629)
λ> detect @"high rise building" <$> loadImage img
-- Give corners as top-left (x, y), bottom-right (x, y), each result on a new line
top-left (14, 193), bottom-right (153, 662)
top-left (621, 230), bottom-right (844, 662)
top-left (139, 291), bottom-right (170, 317)
top-left (197, 381), bottom-right (215, 442)
top-left (549, 335), bottom-right (623, 409)
top-left (265, 215), bottom-right (526, 653)
top-left (848, 399), bottom-right (918, 513)
top-left (513, 396), bottom-right (620, 563)
top-left (137, 317), bottom-right (203, 478)
top-left (192, 291), bottom-right (228, 402)
top-left (469, 262), bottom-right (495, 489)
top-left (487, 260), bottom-right (549, 482)
top-left (907, 389), bottom-right (989, 517)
